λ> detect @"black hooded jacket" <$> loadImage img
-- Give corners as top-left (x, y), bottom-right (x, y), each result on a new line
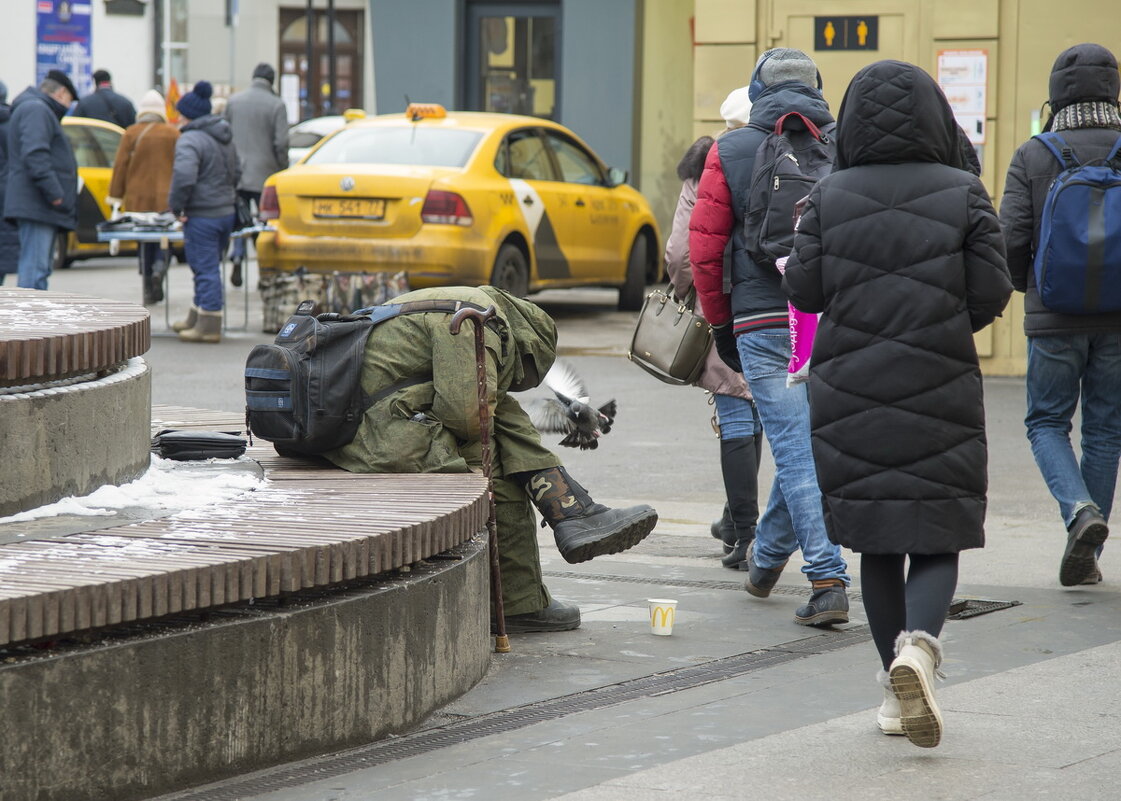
top-left (999, 43), bottom-right (1121, 336)
top-left (783, 61), bottom-right (1012, 554)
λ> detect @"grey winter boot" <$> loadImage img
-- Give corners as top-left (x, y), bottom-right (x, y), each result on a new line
top-left (876, 669), bottom-right (904, 735)
top-left (171, 305), bottom-right (200, 333)
top-left (889, 630), bottom-right (945, 748)
top-left (524, 466), bottom-right (657, 564)
top-left (178, 309), bottom-right (223, 343)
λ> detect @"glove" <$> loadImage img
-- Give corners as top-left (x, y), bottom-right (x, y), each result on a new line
top-left (712, 323), bottom-right (742, 372)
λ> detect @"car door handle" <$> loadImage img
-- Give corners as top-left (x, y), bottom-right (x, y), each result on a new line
top-left (575, 198), bottom-right (586, 207)
top-left (522, 195), bottom-right (534, 206)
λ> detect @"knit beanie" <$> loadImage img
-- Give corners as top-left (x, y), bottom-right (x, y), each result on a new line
top-left (177, 80), bottom-right (213, 120)
top-left (137, 89), bottom-right (167, 121)
top-left (753, 48), bottom-right (819, 94)
top-left (1049, 43), bottom-right (1120, 112)
top-left (720, 86), bottom-right (752, 128)
top-left (252, 62), bottom-right (276, 85)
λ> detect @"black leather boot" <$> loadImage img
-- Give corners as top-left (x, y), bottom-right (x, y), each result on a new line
top-left (711, 503), bottom-right (735, 554)
top-left (522, 466), bottom-right (658, 564)
top-left (719, 435), bottom-right (761, 568)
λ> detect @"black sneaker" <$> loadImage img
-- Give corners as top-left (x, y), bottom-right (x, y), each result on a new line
top-left (495, 598), bottom-right (581, 633)
top-left (743, 540), bottom-right (787, 598)
top-left (230, 258), bottom-right (244, 288)
top-left (794, 583), bottom-right (849, 627)
top-left (1061, 507), bottom-right (1109, 587)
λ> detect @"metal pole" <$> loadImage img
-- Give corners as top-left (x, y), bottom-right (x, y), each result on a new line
top-left (449, 305), bottom-right (511, 654)
top-left (326, 0), bottom-right (336, 114)
top-left (304, 0), bottom-right (314, 120)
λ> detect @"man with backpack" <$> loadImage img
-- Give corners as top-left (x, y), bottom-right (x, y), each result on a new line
top-left (999, 43), bottom-right (1121, 587)
top-left (689, 48), bottom-right (850, 626)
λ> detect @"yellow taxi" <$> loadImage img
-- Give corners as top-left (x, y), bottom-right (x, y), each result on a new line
top-left (256, 104), bottom-right (661, 310)
top-left (56, 116), bottom-right (135, 269)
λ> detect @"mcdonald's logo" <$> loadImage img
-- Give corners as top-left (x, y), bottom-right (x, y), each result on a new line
top-left (650, 605), bottom-right (675, 628)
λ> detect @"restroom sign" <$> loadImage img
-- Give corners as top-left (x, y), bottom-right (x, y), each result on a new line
top-left (814, 17), bottom-right (878, 51)
top-left (938, 49), bottom-right (988, 144)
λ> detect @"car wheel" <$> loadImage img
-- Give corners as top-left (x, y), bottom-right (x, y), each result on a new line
top-left (617, 234), bottom-right (648, 311)
top-left (490, 243), bottom-right (529, 297)
top-left (51, 232), bottom-right (70, 271)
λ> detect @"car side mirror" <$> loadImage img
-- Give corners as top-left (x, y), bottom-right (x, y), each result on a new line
top-left (606, 166), bottom-right (628, 187)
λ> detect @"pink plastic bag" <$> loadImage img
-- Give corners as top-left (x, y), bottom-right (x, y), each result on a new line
top-left (775, 256), bottom-right (818, 386)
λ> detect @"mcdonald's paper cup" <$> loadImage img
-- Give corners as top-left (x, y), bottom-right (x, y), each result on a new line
top-left (648, 598), bottom-right (678, 636)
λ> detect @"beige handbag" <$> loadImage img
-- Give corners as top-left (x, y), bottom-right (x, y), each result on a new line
top-left (627, 285), bottom-right (713, 385)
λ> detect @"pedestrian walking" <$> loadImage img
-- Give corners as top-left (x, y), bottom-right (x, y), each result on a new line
top-left (783, 60), bottom-right (1012, 747)
top-left (323, 285), bottom-right (658, 633)
top-left (664, 86), bottom-right (761, 569)
top-left (224, 63), bottom-right (288, 288)
top-left (107, 89), bottom-right (180, 305)
top-left (73, 69), bottom-right (136, 128)
top-left (4, 69), bottom-right (78, 291)
top-left (689, 48), bottom-right (851, 625)
top-left (168, 80), bottom-right (239, 343)
top-left (1000, 43), bottom-right (1121, 587)
top-left (0, 81), bottom-right (19, 285)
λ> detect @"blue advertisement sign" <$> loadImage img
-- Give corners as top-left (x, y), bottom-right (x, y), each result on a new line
top-left (36, 1), bottom-right (94, 98)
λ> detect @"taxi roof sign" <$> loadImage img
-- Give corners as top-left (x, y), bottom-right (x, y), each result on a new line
top-left (343, 108), bottom-right (366, 122)
top-left (406, 103), bottom-right (447, 121)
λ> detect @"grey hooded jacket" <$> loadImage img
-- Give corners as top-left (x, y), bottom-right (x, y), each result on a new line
top-left (225, 77), bottom-right (289, 192)
top-left (168, 114), bottom-right (239, 218)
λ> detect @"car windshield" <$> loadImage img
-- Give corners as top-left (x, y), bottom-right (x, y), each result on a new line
top-left (305, 126), bottom-right (483, 168)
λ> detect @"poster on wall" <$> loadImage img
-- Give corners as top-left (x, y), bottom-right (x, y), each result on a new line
top-left (36, 1), bottom-right (93, 98)
top-left (937, 49), bottom-right (988, 145)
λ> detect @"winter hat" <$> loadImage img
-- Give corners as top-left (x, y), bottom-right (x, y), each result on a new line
top-left (751, 48), bottom-right (819, 99)
top-left (45, 69), bottom-right (79, 100)
top-left (1049, 43), bottom-right (1120, 112)
top-left (252, 62), bottom-right (276, 85)
top-left (177, 80), bottom-right (213, 120)
top-left (137, 88), bottom-right (167, 120)
top-left (720, 86), bottom-right (752, 128)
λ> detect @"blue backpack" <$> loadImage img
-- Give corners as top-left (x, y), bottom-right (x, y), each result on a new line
top-left (1032, 132), bottom-right (1121, 314)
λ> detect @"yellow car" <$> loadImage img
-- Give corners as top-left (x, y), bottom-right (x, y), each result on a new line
top-left (256, 105), bottom-right (661, 310)
top-left (56, 116), bottom-right (135, 269)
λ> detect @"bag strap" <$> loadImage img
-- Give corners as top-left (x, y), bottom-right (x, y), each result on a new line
top-left (774, 112), bottom-right (827, 142)
top-left (1034, 132), bottom-right (1080, 169)
top-left (1108, 134), bottom-right (1121, 168)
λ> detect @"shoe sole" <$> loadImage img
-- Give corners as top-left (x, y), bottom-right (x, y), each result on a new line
top-left (793, 608), bottom-right (849, 627)
top-left (1060, 520), bottom-right (1109, 586)
top-left (495, 620), bottom-right (581, 634)
top-left (558, 509), bottom-right (658, 564)
top-left (889, 658), bottom-right (943, 748)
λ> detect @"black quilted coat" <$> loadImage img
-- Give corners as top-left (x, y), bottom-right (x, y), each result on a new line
top-left (783, 61), bottom-right (1013, 554)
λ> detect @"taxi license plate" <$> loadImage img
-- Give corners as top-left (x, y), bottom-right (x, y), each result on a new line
top-left (312, 197), bottom-right (386, 219)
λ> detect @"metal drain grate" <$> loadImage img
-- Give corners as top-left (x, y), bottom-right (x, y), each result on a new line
top-left (544, 569), bottom-right (867, 601)
top-left (947, 598), bottom-right (1023, 619)
top-left (161, 629), bottom-right (870, 800)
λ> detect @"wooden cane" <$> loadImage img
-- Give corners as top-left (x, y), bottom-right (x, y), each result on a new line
top-left (449, 305), bottom-right (510, 653)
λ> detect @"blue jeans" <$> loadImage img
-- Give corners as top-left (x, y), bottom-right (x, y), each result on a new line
top-left (184, 213), bottom-right (235, 311)
top-left (738, 329), bottom-right (849, 583)
top-left (1026, 334), bottom-right (1121, 527)
top-left (712, 393), bottom-right (760, 441)
top-left (17, 220), bottom-right (58, 290)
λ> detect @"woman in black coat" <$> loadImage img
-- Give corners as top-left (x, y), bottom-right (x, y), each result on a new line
top-left (783, 60), bottom-right (1012, 748)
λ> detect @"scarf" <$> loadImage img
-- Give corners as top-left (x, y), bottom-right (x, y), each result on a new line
top-left (1052, 100), bottom-right (1121, 132)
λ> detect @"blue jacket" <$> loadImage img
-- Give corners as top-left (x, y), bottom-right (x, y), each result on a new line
top-left (3, 87), bottom-right (78, 230)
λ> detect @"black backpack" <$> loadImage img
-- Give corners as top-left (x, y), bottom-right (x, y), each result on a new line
top-left (743, 112), bottom-right (836, 269)
top-left (245, 298), bottom-right (493, 456)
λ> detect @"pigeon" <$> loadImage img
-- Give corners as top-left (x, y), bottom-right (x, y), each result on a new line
top-left (523, 359), bottom-right (617, 450)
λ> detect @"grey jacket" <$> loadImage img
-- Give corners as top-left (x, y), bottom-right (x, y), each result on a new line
top-left (3, 86), bottom-right (77, 230)
top-left (225, 77), bottom-right (288, 192)
top-left (168, 114), bottom-right (239, 218)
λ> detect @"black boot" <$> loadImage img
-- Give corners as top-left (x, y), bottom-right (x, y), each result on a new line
top-left (522, 466), bottom-right (658, 564)
top-left (230, 258), bottom-right (244, 288)
top-left (718, 435), bottom-right (761, 569)
top-left (711, 503), bottom-right (735, 554)
top-left (142, 273), bottom-right (163, 305)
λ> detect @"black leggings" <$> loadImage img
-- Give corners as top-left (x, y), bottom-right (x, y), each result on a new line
top-left (860, 553), bottom-right (959, 671)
